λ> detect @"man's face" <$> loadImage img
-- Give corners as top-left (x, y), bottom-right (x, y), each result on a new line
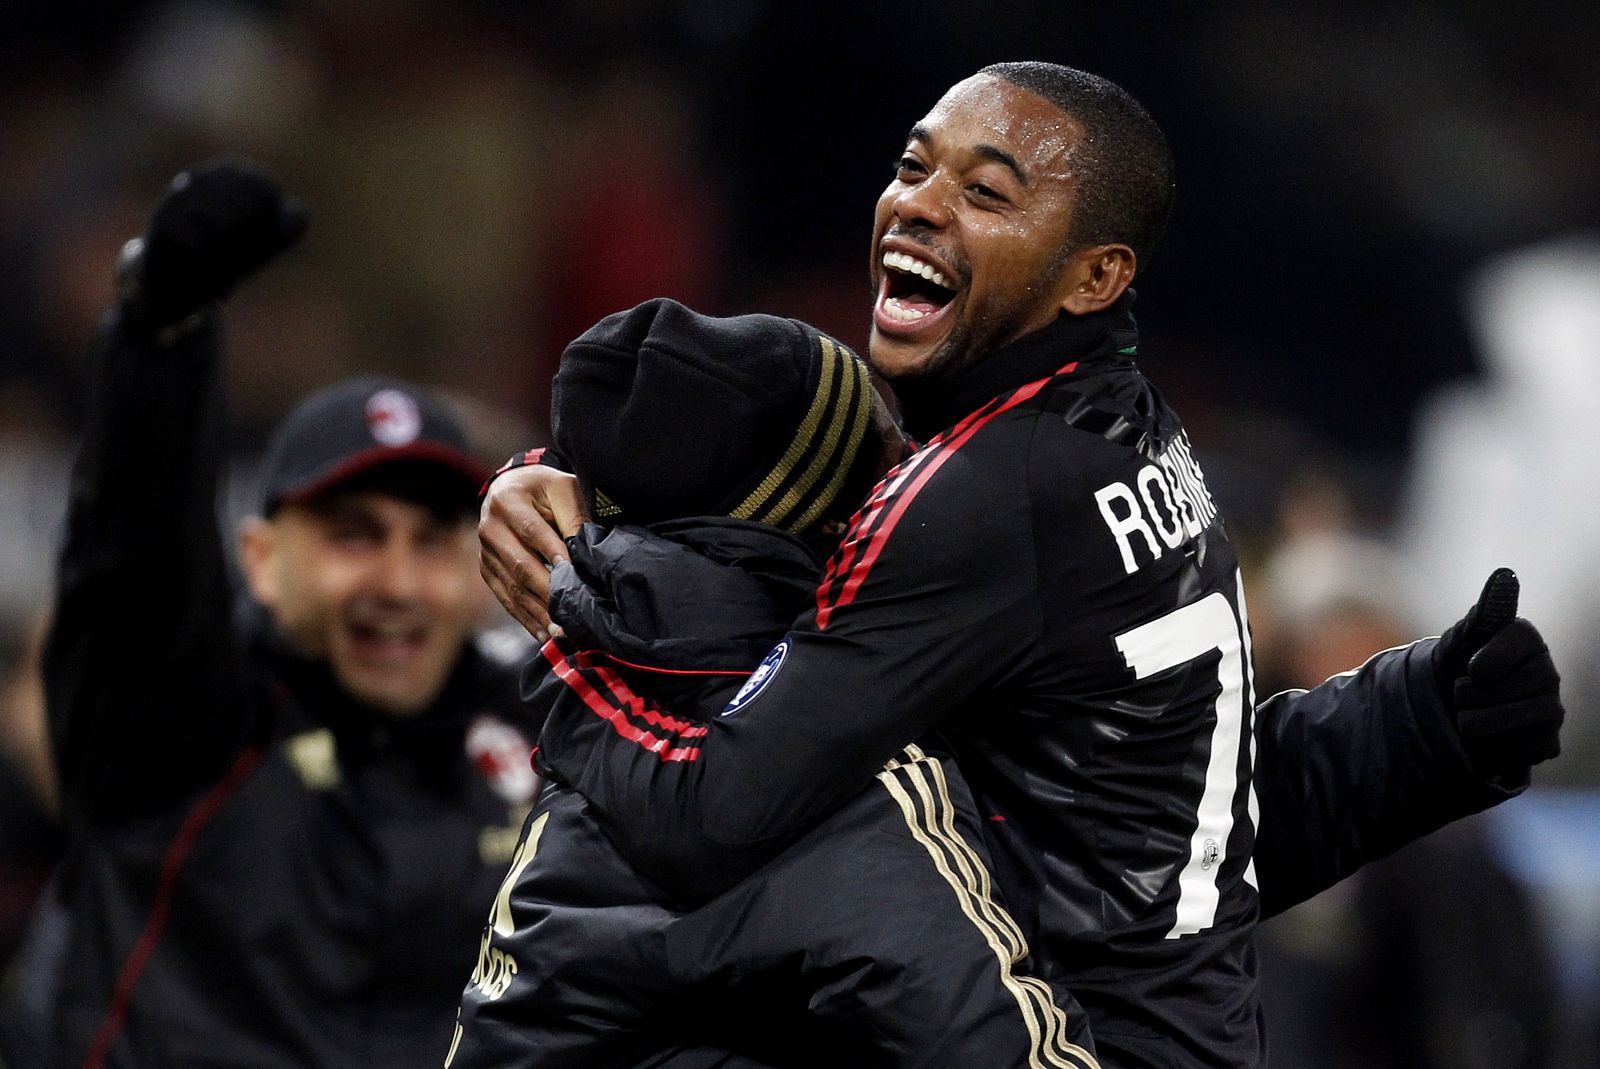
top-left (869, 74), bottom-right (1084, 381)
top-left (239, 490), bottom-right (481, 717)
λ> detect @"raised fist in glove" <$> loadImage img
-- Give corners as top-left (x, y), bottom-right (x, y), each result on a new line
top-left (118, 160), bottom-right (307, 335)
top-left (1434, 568), bottom-right (1564, 781)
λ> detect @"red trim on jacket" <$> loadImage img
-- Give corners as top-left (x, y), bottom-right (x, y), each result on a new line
top-left (82, 746), bottom-right (265, 1069)
top-left (479, 447), bottom-right (548, 498)
top-left (815, 364), bottom-right (1072, 629)
top-left (593, 650), bottom-right (753, 680)
top-left (543, 644), bottom-right (705, 761)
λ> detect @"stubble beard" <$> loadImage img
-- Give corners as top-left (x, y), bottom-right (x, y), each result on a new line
top-left (870, 299), bottom-right (1032, 388)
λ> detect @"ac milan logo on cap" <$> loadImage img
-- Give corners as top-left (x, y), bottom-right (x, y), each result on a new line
top-left (365, 389), bottom-right (422, 446)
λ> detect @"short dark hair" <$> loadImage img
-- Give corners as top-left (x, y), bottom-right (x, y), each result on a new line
top-left (979, 62), bottom-right (1174, 268)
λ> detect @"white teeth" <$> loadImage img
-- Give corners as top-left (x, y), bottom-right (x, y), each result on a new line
top-left (881, 250), bottom-right (953, 291)
top-left (882, 297), bottom-right (931, 322)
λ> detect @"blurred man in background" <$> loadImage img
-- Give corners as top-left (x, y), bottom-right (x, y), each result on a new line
top-left (38, 163), bottom-right (539, 1069)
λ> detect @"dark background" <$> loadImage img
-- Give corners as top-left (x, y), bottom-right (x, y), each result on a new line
top-left (1, 3), bottom-right (1597, 1066)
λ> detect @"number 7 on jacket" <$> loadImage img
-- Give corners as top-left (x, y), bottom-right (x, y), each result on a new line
top-left (1114, 576), bottom-right (1258, 939)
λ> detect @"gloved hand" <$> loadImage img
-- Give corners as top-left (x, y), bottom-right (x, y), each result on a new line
top-left (118, 160), bottom-right (307, 335)
top-left (1434, 568), bottom-right (1563, 780)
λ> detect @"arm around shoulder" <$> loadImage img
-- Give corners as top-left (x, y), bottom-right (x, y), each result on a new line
top-left (538, 449), bottom-right (1040, 902)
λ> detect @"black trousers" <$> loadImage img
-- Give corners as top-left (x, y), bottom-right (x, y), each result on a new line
top-left (449, 748), bottom-right (1098, 1069)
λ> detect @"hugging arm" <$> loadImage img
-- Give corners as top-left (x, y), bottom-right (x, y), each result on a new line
top-left (530, 456), bottom-right (1036, 904)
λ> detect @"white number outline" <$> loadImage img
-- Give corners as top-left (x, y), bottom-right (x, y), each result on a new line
top-left (1114, 572), bottom-right (1258, 938)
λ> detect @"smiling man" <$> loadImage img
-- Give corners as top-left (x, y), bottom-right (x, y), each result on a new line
top-left (482, 63), bottom-right (1563, 1069)
top-left (526, 67), bottom-right (1268, 1066)
top-left (42, 164), bottom-right (541, 1069)
top-left (237, 381), bottom-right (492, 719)
top-left (869, 77), bottom-right (1127, 381)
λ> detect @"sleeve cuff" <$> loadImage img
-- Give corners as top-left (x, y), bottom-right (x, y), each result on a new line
top-left (1403, 638), bottom-right (1528, 807)
top-left (478, 447), bottom-right (553, 501)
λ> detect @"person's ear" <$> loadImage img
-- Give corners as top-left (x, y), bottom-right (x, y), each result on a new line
top-left (1058, 243), bottom-right (1136, 316)
top-left (237, 516), bottom-right (280, 607)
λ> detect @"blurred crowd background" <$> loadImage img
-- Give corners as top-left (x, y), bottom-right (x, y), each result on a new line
top-left (0, 1), bottom-right (1596, 1066)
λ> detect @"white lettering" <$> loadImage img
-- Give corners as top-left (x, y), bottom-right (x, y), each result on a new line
top-left (1138, 465), bottom-right (1185, 549)
top-left (1158, 451), bottom-right (1202, 539)
top-left (1095, 432), bottom-right (1220, 576)
top-left (1115, 587), bottom-right (1251, 938)
top-left (1167, 434), bottom-right (1217, 529)
top-left (1095, 482), bottom-right (1163, 574)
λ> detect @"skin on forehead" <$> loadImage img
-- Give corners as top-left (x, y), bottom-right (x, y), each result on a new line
top-left (916, 74), bottom-right (1084, 188)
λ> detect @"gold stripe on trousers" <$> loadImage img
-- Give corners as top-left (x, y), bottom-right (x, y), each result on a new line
top-left (878, 746), bottom-right (1100, 1069)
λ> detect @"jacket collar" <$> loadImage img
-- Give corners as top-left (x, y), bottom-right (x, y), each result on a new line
top-left (893, 289), bottom-right (1141, 441)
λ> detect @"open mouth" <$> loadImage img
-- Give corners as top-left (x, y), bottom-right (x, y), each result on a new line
top-left (346, 618), bottom-right (429, 665)
top-left (877, 249), bottom-right (958, 330)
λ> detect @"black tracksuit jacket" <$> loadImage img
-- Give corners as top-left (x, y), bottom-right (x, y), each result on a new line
top-left (450, 518), bottom-right (1099, 1069)
top-left (537, 294), bottom-right (1524, 1069)
top-left (42, 314), bottom-right (540, 1069)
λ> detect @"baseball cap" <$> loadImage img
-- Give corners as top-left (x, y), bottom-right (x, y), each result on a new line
top-left (551, 298), bottom-right (878, 533)
top-left (258, 376), bottom-right (490, 517)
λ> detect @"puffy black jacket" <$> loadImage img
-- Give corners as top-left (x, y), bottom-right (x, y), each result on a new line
top-left (451, 517), bottom-right (1099, 1069)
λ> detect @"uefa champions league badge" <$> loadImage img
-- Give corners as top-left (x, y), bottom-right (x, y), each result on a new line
top-left (722, 641), bottom-right (789, 717)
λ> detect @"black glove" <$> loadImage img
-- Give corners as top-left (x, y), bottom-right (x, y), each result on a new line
top-left (118, 160), bottom-right (307, 335)
top-left (1434, 568), bottom-right (1563, 780)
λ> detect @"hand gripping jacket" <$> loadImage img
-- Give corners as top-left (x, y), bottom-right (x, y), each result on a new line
top-left (450, 517), bottom-right (1099, 1069)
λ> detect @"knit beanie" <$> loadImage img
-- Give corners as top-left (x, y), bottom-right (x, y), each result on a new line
top-left (551, 298), bottom-right (877, 532)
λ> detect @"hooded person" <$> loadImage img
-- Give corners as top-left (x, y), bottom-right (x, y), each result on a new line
top-left (449, 298), bottom-right (1099, 1069)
